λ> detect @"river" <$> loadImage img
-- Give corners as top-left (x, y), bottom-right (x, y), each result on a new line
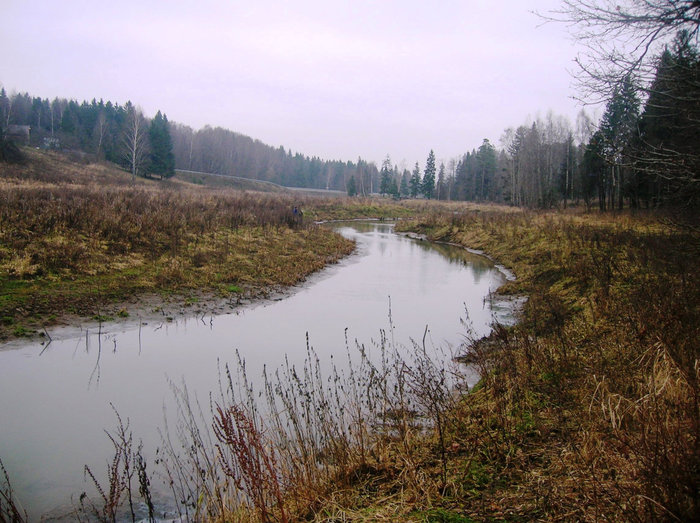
top-left (0, 222), bottom-right (514, 519)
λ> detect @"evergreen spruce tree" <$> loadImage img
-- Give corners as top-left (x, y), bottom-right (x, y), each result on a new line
top-left (422, 150), bottom-right (436, 199)
top-left (379, 155), bottom-right (393, 196)
top-left (388, 177), bottom-right (399, 198)
top-left (599, 76), bottom-right (640, 209)
top-left (476, 139), bottom-right (496, 201)
top-left (60, 102), bottom-right (76, 134)
top-left (0, 88), bottom-right (9, 129)
top-left (346, 175), bottom-right (357, 196)
top-left (389, 166), bottom-right (400, 197)
top-left (399, 170), bottom-right (410, 197)
top-left (148, 110), bottom-right (175, 179)
top-left (582, 130), bottom-right (608, 210)
top-left (638, 31), bottom-right (700, 205)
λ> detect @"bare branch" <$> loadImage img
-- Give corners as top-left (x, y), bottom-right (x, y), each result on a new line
top-left (541, 0), bottom-right (700, 100)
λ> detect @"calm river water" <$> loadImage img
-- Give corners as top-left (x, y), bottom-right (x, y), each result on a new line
top-left (0, 222), bottom-right (513, 519)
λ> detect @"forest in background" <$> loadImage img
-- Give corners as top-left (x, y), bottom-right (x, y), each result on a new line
top-left (0, 91), bottom-right (379, 191)
top-left (1, 2), bottom-right (699, 521)
top-left (392, 28), bottom-right (699, 210)
top-left (1, 24), bottom-right (698, 208)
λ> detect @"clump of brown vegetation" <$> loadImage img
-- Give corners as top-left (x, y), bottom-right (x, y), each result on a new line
top-left (144, 207), bottom-right (698, 521)
top-left (393, 208), bottom-right (699, 521)
top-left (0, 150), bottom-right (356, 339)
top-left (148, 331), bottom-right (469, 522)
top-left (4, 150), bottom-right (696, 521)
top-left (78, 406), bottom-right (154, 522)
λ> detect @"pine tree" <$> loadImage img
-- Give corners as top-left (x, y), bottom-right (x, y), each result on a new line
top-left (422, 150), bottom-right (436, 199)
top-left (148, 111), bottom-right (175, 179)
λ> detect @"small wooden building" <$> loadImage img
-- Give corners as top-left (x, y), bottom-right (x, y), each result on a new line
top-left (6, 124), bottom-right (31, 145)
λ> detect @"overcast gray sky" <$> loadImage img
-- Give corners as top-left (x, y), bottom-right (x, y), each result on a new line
top-left (1, 0), bottom-right (585, 167)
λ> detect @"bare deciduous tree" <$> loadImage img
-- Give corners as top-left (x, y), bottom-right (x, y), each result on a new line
top-left (94, 111), bottom-right (107, 160)
top-left (122, 104), bottom-right (149, 182)
top-left (544, 0), bottom-right (700, 100)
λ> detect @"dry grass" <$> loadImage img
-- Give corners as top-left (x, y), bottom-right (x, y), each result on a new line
top-left (0, 150), bottom-right (357, 339)
top-left (0, 457), bottom-right (27, 523)
top-left (4, 149), bottom-right (696, 521)
top-left (150, 329), bottom-right (474, 522)
top-left (393, 208), bottom-right (699, 521)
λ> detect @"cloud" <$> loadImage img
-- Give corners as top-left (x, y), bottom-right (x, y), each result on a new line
top-left (1, 0), bottom-right (583, 165)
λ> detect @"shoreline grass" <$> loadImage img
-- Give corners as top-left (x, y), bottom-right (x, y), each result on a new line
top-left (63, 206), bottom-right (698, 522)
top-left (391, 208), bottom-right (699, 521)
top-left (0, 150), bottom-right (457, 341)
top-left (2, 150), bottom-right (697, 521)
top-left (0, 151), bottom-right (362, 340)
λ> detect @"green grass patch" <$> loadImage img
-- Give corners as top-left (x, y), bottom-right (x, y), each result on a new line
top-left (0, 160), bottom-right (356, 339)
top-left (418, 508), bottom-right (477, 523)
top-left (12, 324), bottom-right (30, 337)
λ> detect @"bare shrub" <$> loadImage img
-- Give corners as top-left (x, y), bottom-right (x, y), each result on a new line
top-left (213, 403), bottom-right (288, 523)
top-left (78, 406), bottom-right (154, 522)
top-left (0, 457), bottom-right (27, 523)
top-left (147, 313), bottom-right (472, 521)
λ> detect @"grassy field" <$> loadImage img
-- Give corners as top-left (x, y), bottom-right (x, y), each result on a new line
top-left (1, 150), bottom-right (697, 521)
top-left (387, 208), bottom-right (700, 521)
top-left (62, 205), bottom-right (697, 523)
top-left (174, 169), bottom-right (288, 192)
top-left (144, 206), bottom-right (696, 522)
top-left (0, 150), bottom-right (366, 340)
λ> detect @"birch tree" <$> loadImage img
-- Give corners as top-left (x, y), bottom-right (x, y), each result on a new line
top-left (122, 103), bottom-right (149, 182)
top-left (94, 111), bottom-right (107, 160)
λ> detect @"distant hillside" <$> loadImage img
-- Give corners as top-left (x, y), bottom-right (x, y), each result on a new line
top-left (0, 90), bottom-right (379, 193)
top-left (0, 148), bottom-right (249, 194)
top-left (169, 123), bottom-right (379, 191)
top-left (174, 168), bottom-right (288, 192)
top-left (0, 147), bottom-right (147, 186)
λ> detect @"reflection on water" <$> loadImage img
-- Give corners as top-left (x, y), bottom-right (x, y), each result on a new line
top-left (0, 222), bottom-right (512, 519)
top-left (421, 242), bottom-right (493, 281)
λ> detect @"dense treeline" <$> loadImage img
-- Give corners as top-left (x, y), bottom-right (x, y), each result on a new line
top-left (2, 26), bottom-right (697, 205)
top-left (0, 89), bottom-right (379, 191)
top-left (0, 93), bottom-right (174, 179)
top-left (375, 120), bottom-right (588, 209)
top-left (379, 31), bottom-right (700, 209)
top-left (169, 122), bottom-right (379, 191)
